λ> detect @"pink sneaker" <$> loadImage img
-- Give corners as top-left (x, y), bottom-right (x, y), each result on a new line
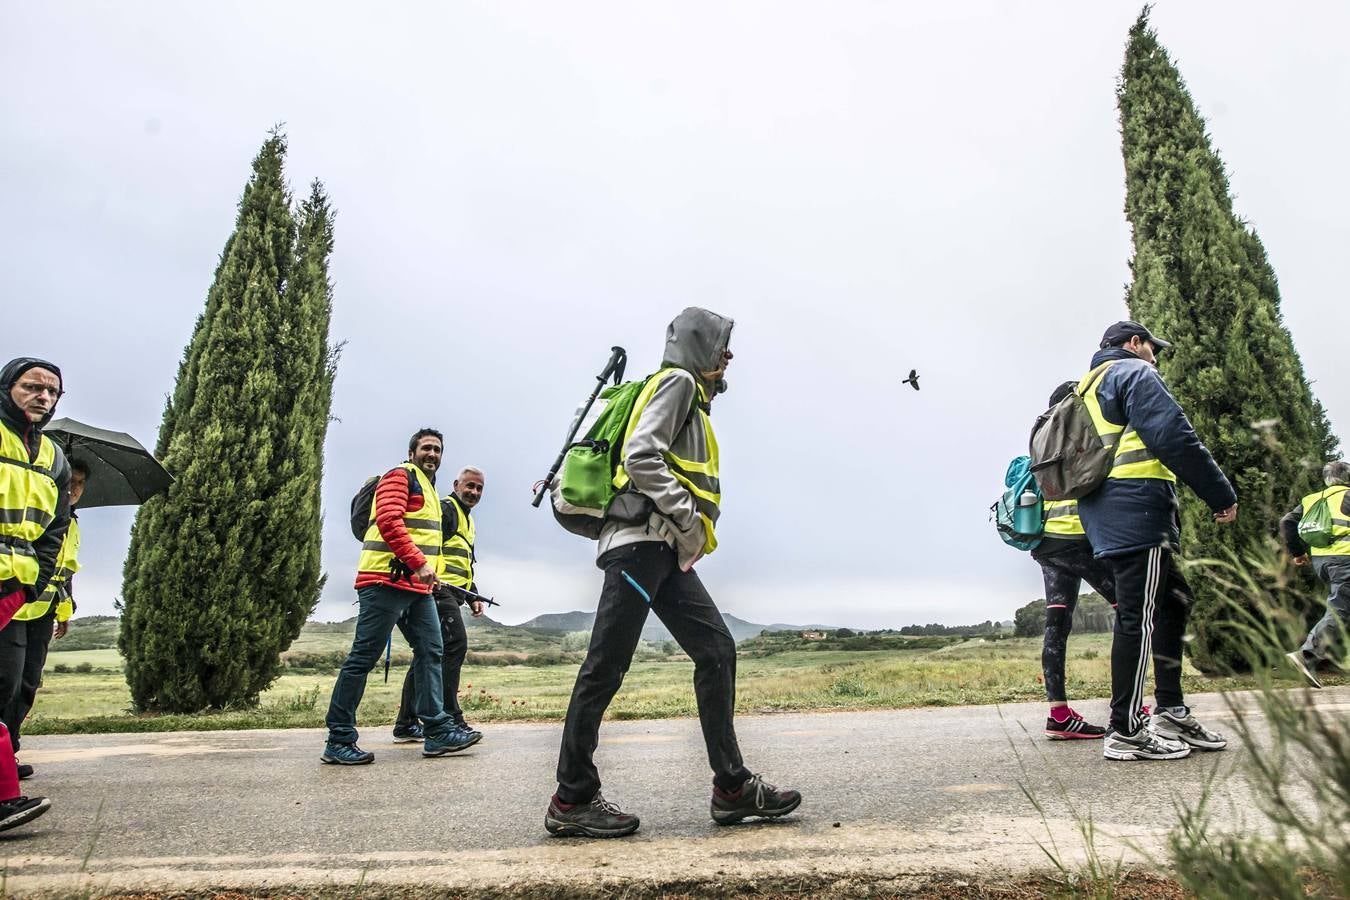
top-left (1045, 707), bottom-right (1107, 740)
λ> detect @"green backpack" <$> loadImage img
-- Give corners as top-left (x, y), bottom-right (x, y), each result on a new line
top-left (549, 376), bottom-right (652, 538)
top-left (550, 371), bottom-right (701, 538)
top-left (1298, 496), bottom-right (1336, 549)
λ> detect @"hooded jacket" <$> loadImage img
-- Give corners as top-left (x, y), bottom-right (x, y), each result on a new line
top-left (1076, 347), bottom-right (1235, 557)
top-left (597, 308), bottom-right (734, 568)
top-left (0, 357), bottom-right (72, 601)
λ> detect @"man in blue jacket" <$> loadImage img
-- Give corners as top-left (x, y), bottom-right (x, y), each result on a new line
top-left (1077, 322), bottom-right (1238, 761)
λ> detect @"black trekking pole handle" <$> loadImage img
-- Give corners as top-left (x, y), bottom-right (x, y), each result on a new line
top-left (532, 346), bottom-right (627, 507)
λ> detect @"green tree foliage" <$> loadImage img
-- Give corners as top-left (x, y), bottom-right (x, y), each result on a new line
top-left (1117, 10), bottom-right (1338, 672)
top-left (119, 133), bottom-right (339, 711)
top-left (1013, 593), bottom-right (1115, 638)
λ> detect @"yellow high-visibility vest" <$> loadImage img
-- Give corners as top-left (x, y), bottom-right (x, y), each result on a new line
top-left (1080, 362), bottom-right (1177, 484)
top-left (16, 515), bottom-right (79, 621)
top-left (613, 368), bottom-right (721, 556)
top-left (0, 425), bottom-right (60, 590)
top-left (1042, 500), bottom-right (1085, 538)
top-left (1302, 485), bottom-right (1350, 557)
top-left (356, 464), bottom-right (441, 584)
top-left (439, 495), bottom-right (475, 589)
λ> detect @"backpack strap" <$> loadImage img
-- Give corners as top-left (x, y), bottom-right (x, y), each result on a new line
top-left (1076, 361), bottom-right (1117, 398)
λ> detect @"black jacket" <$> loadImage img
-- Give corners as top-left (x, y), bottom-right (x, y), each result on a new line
top-left (1077, 348), bottom-right (1236, 558)
top-left (0, 358), bottom-right (71, 601)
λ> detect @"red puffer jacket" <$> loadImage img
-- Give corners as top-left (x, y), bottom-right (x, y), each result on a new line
top-left (354, 467), bottom-right (436, 594)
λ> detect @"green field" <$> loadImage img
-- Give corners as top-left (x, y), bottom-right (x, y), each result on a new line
top-left (27, 632), bottom-right (1338, 736)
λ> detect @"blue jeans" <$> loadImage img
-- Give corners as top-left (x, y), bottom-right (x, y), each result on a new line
top-left (325, 583), bottom-right (452, 744)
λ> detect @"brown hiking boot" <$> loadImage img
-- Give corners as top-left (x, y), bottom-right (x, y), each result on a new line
top-left (545, 792), bottom-right (640, 838)
top-left (711, 774), bottom-right (801, 825)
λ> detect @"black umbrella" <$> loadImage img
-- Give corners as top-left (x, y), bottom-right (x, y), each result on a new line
top-left (43, 418), bottom-right (173, 508)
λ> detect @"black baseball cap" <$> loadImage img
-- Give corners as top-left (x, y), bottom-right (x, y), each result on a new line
top-left (1100, 321), bottom-right (1172, 351)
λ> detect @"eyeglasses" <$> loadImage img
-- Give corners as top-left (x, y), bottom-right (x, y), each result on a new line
top-left (16, 381), bottom-right (62, 399)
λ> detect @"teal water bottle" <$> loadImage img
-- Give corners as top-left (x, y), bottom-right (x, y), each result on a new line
top-left (1013, 489), bottom-right (1042, 536)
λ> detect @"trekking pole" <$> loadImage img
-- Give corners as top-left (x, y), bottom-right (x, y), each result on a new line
top-left (531, 346), bottom-right (627, 507)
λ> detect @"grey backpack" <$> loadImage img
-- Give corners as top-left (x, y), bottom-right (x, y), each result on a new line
top-left (1028, 362), bottom-right (1117, 501)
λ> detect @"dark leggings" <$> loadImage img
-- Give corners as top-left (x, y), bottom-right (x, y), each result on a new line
top-left (1034, 543), bottom-right (1116, 703)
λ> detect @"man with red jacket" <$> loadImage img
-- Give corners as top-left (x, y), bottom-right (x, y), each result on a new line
top-left (321, 428), bottom-right (476, 765)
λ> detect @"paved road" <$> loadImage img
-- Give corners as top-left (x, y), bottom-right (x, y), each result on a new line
top-left (3, 688), bottom-right (1343, 895)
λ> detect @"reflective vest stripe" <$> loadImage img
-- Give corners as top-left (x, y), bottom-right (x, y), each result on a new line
top-left (362, 540), bottom-right (442, 557)
top-left (1042, 500), bottom-right (1085, 537)
top-left (442, 547), bottom-right (471, 559)
top-left (0, 507), bottom-right (54, 528)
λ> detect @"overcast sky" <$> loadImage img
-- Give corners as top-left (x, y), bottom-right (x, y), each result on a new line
top-left (4, 2), bottom-right (1346, 629)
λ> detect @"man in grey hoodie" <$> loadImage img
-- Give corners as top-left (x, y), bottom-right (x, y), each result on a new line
top-left (546, 308), bottom-right (801, 838)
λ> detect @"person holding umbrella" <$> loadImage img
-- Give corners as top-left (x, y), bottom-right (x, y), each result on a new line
top-left (0, 357), bottom-right (71, 831)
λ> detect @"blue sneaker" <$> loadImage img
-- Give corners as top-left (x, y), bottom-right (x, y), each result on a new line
top-left (423, 725), bottom-right (481, 757)
top-left (391, 723), bottom-right (424, 743)
top-left (321, 741), bottom-right (374, 765)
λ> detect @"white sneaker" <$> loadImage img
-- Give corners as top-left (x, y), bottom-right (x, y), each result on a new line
top-left (1103, 727), bottom-right (1191, 761)
top-left (1284, 651), bottom-right (1323, 689)
top-left (1151, 706), bottom-right (1227, 751)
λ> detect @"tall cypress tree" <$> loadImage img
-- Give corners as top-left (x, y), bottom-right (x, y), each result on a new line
top-left (1118, 9), bottom-right (1339, 672)
top-left (120, 133), bottom-right (338, 711)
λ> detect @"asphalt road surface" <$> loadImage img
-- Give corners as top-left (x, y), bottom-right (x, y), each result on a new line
top-left (4, 688), bottom-right (1344, 896)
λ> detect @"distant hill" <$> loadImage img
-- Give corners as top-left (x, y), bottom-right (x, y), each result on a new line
top-left (518, 610), bottom-right (837, 644)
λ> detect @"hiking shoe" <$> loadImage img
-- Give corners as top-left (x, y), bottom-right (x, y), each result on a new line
top-left (320, 741), bottom-right (374, 765)
top-left (1044, 708), bottom-right (1107, 740)
top-left (545, 792), bottom-right (640, 838)
top-left (711, 774), bottom-right (802, 825)
top-left (1285, 650), bottom-right (1323, 689)
top-left (455, 722), bottom-right (483, 744)
top-left (1151, 706), bottom-right (1228, 751)
top-left (0, 796), bottom-right (51, 832)
top-left (1103, 727), bottom-right (1191, 761)
top-left (16, 762), bottom-right (33, 780)
top-left (422, 726), bottom-right (480, 757)
top-left (391, 723), bottom-right (425, 743)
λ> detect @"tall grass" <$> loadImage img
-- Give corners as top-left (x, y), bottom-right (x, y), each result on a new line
top-left (1166, 545), bottom-right (1349, 899)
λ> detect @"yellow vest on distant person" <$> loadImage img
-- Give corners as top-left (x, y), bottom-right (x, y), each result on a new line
top-left (1079, 362), bottom-right (1177, 484)
top-left (16, 516), bottom-right (79, 621)
top-left (439, 495), bottom-right (476, 589)
top-left (1302, 485), bottom-right (1350, 557)
top-left (0, 425), bottom-right (60, 590)
top-left (356, 464), bottom-right (441, 585)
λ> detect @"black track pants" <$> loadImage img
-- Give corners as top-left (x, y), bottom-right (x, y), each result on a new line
top-left (1105, 546), bottom-right (1193, 735)
top-left (1033, 543), bottom-right (1116, 703)
top-left (555, 541), bottom-right (750, 804)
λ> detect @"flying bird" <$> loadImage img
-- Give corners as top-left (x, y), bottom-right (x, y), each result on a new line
top-left (902, 369), bottom-right (920, 391)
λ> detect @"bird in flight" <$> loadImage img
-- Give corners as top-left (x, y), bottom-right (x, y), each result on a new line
top-left (902, 369), bottom-right (920, 391)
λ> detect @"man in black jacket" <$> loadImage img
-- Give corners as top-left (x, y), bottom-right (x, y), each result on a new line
top-left (1076, 323), bottom-right (1237, 762)
top-left (1279, 460), bottom-right (1350, 688)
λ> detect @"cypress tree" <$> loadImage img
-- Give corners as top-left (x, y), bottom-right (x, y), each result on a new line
top-left (119, 132), bottom-right (338, 710)
top-left (1117, 9), bottom-right (1339, 672)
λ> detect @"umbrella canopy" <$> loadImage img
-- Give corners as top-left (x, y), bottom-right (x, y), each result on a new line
top-left (43, 418), bottom-right (173, 509)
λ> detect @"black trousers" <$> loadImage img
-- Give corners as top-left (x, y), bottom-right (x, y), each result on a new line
top-left (555, 541), bottom-right (750, 804)
top-left (396, 593), bottom-right (467, 727)
top-left (0, 611), bottom-right (55, 754)
top-left (1032, 542), bottom-right (1116, 703)
top-left (1105, 546), bottom-right (1192, 735)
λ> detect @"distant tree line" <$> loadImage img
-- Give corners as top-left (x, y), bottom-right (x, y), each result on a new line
top-left (1012, 593), bottom-right (1115, 638)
